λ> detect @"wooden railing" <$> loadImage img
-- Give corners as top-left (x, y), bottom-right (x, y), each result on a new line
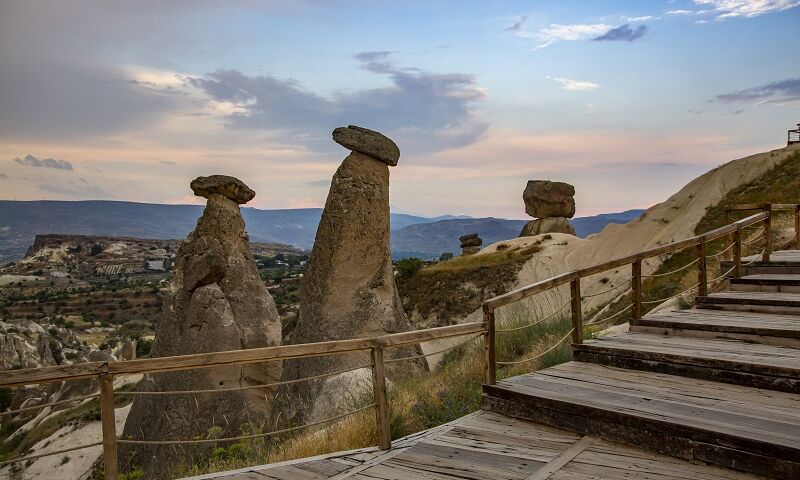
top-left (725, 203), bottom-right (800, 255)
top-left (0, 322), bottom-right (485, 479)
top-left (482, 209), bottom-right (774, 385)
top-left (2, 204), bottom-right (797, 478)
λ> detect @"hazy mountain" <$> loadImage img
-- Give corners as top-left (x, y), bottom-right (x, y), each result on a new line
top-left (390, 209), bottom-right (644, 259)
top-left (0, 200), bottom-right (643, 263)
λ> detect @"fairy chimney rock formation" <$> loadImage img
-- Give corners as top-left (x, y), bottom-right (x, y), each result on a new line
top-left (460, 233), bottom-right (482, 255)
top-left (520, 180), bottom-right (577, 237)
top-left (120, 175), bottom-right (281, 480)
top-left (283, 125), bottom-right (417, 421)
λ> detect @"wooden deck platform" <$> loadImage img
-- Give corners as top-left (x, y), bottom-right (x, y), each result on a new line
top-left (185, 411), bottom-right (763, 480)
top-left (486, 272), bottom-right (800, 478)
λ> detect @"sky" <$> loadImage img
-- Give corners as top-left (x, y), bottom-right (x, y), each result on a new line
top-left (0, 0), bottom-right (798, 219)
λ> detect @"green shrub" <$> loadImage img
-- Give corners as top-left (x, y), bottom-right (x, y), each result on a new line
top-left (395, 258), bottom-right (425, 277)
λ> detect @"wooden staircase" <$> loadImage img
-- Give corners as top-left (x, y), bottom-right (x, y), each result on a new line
top-left (483, 257), bottom-right (800, 478)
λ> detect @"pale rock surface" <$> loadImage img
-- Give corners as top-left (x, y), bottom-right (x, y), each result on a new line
top-left (120, 176), bottom-right (281, 479)
top-left (283, 127), bottom-right (418, 421)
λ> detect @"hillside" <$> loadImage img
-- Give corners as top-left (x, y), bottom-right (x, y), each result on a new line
top-left (0, 200), bottom-right (643, 263)
top-left (400, 144), bottom-right (800, 329)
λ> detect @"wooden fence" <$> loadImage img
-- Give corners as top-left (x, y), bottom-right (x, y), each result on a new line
top-left (0, 204), bottom-right (795, 479)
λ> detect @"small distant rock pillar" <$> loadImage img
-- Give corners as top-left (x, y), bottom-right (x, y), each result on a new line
top-left (120, 175), bottom-right (282, 480)
top-left (519, 180), bottom-right (577, 237)
top-left (460, 233), bottom-right (482, 255)
top-left (282, 125), bottom-right (419, 422)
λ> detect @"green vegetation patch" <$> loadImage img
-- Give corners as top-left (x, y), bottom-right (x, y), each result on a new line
top-left (397, 245), bottom-right (542, 325)
top-left (696, 151), bottom-right (800, 234)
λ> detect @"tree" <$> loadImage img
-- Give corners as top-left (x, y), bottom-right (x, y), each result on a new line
top-left (396, 258), bottom-right (425, 277)
top-left (439, 252), bottom-right (454, 261)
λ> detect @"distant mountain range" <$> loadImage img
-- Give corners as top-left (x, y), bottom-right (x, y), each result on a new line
top-left (0, 200), bottom-right (644, 262)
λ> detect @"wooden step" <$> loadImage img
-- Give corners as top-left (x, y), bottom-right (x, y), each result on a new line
top-left (483, 362), bottom-right (800, 479)
top-left (722, 251), bottom-right (800, 276)
top-left (697, 291), bottom-right (800, 314)
top-left (631, 309), bottom-right (800, 347)
top-left (572, 332), bottom-right (800, 393)
top-left (730, 274), bottom-right (800, 293)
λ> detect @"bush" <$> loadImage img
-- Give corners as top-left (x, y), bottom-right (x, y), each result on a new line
top-left (438, 252), bottom-right (454, 261)
top-left (395, 258), bottom-right (425, 277)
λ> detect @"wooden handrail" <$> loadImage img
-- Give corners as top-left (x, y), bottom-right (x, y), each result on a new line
top-left (0, 321), bottom-right (487, 388)
top-left (482, 209), bottom-right (771, 386)
top-left (484, 211), bottom-right (767, 311)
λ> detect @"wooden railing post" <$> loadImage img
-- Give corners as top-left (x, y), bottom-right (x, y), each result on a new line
top-left (795, 205), bottom-right (800, 250)
top-left (483, 306), bottom-right (496, 385)
top-left (697, 238), bottom-right (708, 296)
top-left (763, 204), bottom-right (772, 262)
top-left (99, 372), bottom-right (117, 480)
top-left (632, 260), bottom-right (642, 320)
top-left (733, 226), bottom-right (742, 278)
top-left (370, 346), bottom-right (391, 450)
top-left (569, 279), bottom-right (583, 344)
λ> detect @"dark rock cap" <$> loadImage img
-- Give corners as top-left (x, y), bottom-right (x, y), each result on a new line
top-left (190, 175), bottom-right (255, 204)
top-left (460, 233), bottom-right (482, 247)
top-left (332, 125), bottom-right (400, 166)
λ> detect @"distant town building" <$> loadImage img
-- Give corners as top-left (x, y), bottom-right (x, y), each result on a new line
top-left (146, 260), bottom-right (166, 271)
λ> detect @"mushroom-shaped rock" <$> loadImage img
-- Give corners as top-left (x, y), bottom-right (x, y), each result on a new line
top-left (459, 233), bottom-right (482, 248)
top-left (520, 217), bottom-right (576, 237)
top-left (190, 175), bottom-right (256, 204)
top-left (523, 180), bottom-right (576, 219)
top-left (332, 125), bottom-right (400, 166)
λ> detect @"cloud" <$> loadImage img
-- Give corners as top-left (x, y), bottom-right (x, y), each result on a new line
top-left (505, 15), bottom-right (528, 33)
top-left (13, 154), bottom-right (73, 170)
top-left (625, 15), bottom-right (656, 22)
top-left (518, 23), bottom-right (611, 49)
top-left (158, 160), bottom-right (176, 165)
top-left (666, 9), bottom-right (701, 15)
top-left (713, 78), bottom-right (800, 105)
top-left (693, 0), bottom-right (800, 18)
top-left (548, 76), bottom-right (601, 91)
top-left (188, 53), bottom-right (488, 153)
top-left (593, 24), bottom-right (648, 42)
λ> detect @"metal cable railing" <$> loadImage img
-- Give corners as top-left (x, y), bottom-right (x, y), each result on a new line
top-left (495, 298), bottom-right (571, 333)
top-left (384, 333), bottom-right (483, 364)
top-left (642, 283), bottom-right (700, 305)
top-left (116, 404), bottom-right (376, 446)
top-left (115, 363), bottom-right (372, 396)
top-left (642, 258), bottom-right (699, 278)
top-left (0, 441), bottom-right (103, 467)
top-left (495, 329), bottom-right (575, 366)
top-left (0, 392), bottom-right (99, 418)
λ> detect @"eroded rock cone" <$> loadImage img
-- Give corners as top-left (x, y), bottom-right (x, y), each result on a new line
top-left (120, 176), bottom-right (281, 480)
top-left (523, 180), bottom-right (576, 218)
top-left (282, 126), bottom-right (418, 422)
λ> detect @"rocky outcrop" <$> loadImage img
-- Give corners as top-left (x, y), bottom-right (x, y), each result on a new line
top-left (520, 180), bottom-right (577, 237)
top-left (120, 176), bottom-right (281, 480)
top-left (460, 233), bottom-right (482, 255)
top-left (519, 217), bottom-right (576, 236)
top-left (523, 180), bottom-right (575, 218)
top-left (282, 126), bottom-right (418, 422)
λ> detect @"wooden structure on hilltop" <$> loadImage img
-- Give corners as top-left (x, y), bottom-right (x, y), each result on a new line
top-left (2, 204), bottom-right (800, 479)
top-left (789, 122), bottom-right (800, 146)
